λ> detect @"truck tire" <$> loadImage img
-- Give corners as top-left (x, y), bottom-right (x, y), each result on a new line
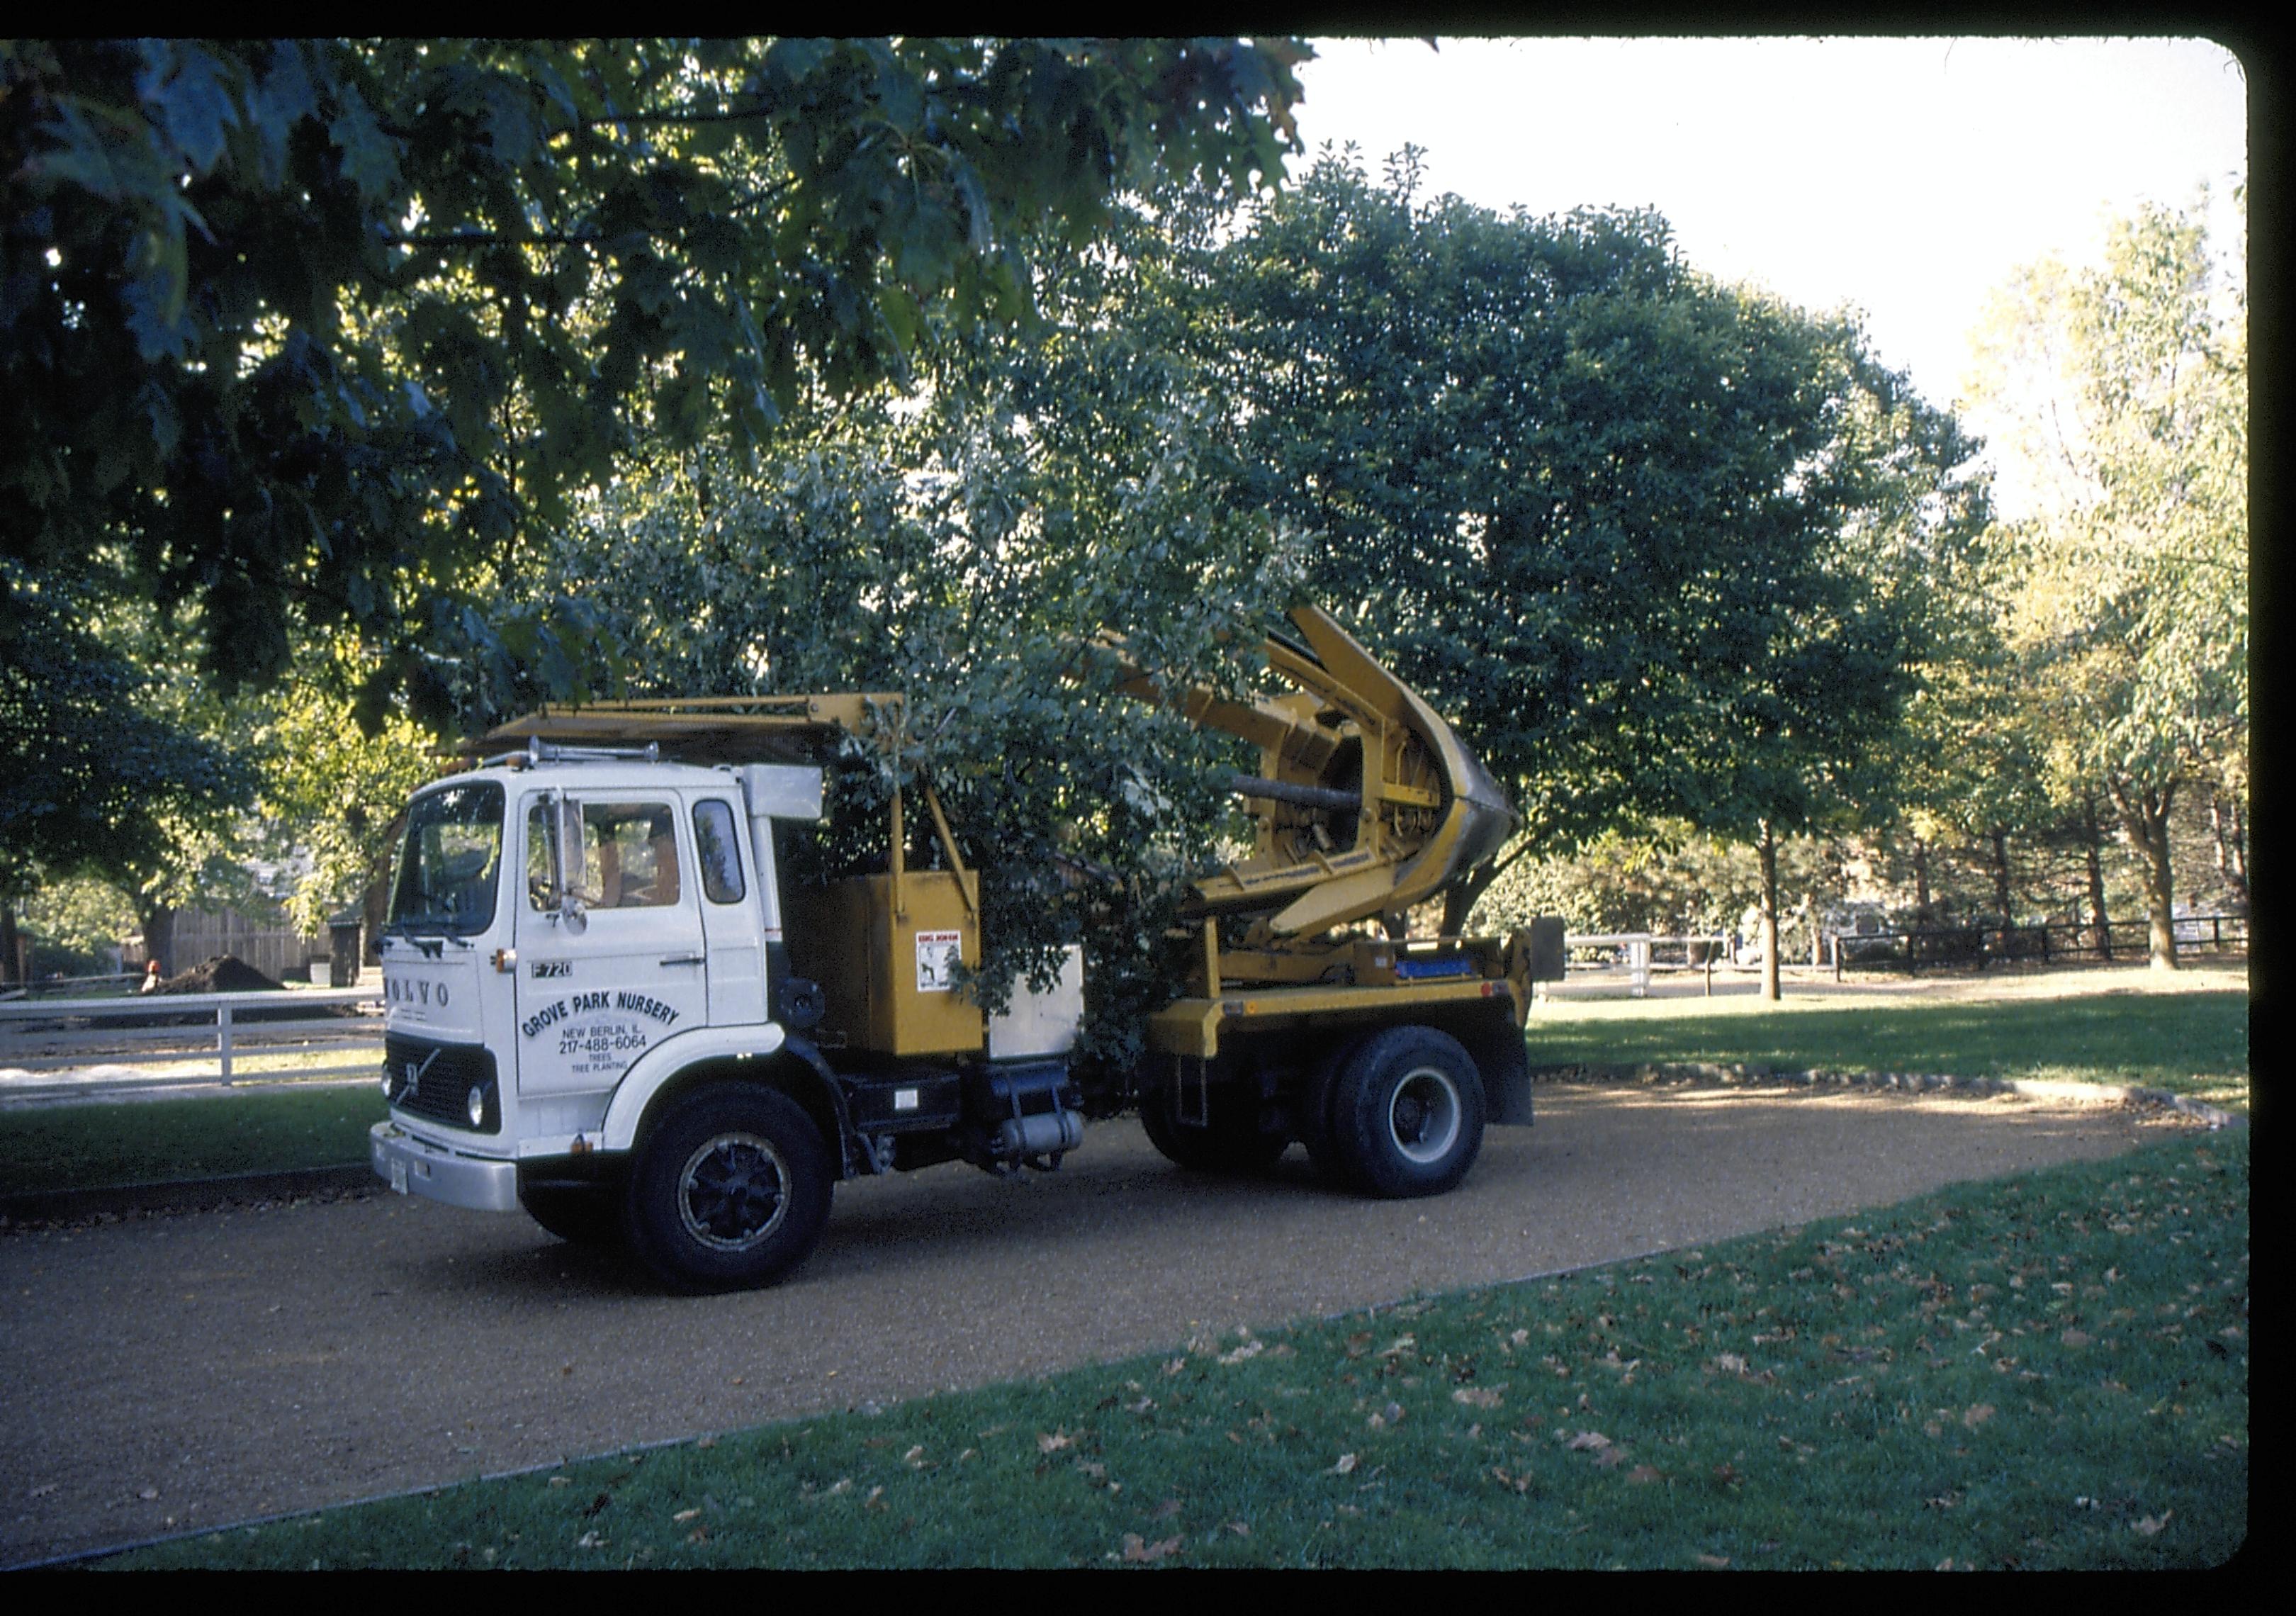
top-left (519, 1182), bottom-right (623, 1247)
top-left (1327, 1026), bottom-right (1485, 1199)
top-left (1139, 1082), bottom-right (1290, 1174)
top-left (624, 1085), bottom-right (833, 1293)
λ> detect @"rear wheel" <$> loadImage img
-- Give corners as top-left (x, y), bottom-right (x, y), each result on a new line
top-left (1138, 1075), bottom-right (1290, 1174)
top-left (1328, 1026), bottom-right (1485, 1199)
top-left (624, 1086), bottom-right (833, 1293)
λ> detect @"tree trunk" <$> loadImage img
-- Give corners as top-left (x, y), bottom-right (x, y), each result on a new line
top-left (137, 899), bottom-right (179, 979)
top-left (1759, 820), bottom-right (1781, 1002)
top-left (1989, 826), bottom-right (2013, 924)
top-left (0, 900), bottom-right (21, 986)
top-left (1911, 835), bottom-right (1931, 919)
top-left (2082, 791), bottom-right (2112, 960)
top-left (2107, 778), bottom-right (2179, 970)
top-left (2210, 792), bottom-right (2250, 915)
top-left (1440, 842), bottom-right (1527, 937)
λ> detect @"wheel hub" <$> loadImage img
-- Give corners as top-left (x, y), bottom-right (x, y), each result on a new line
top-left (678, 1132), bottom-right (790, 1250)
top-left (1388, 1067), bottom-right (1462, 1165)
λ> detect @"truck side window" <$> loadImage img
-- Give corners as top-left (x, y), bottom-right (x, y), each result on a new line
top-left (692, 799), bottom-right (746, 904)
top-left (571, 802), bottom-right (682, 909)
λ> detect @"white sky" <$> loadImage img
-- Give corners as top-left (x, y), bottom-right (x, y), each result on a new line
top-left (1285, 36), bottom-right (2247, 430)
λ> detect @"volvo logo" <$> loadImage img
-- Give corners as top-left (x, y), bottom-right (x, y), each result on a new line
top-left (399, 1048), bottom-right (440, 1095)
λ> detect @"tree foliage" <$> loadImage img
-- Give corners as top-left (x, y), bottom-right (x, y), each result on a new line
top-left (1966, 194), bottom-right (2246, 966)
top-left (2, 37), bottom-right (1307, 717)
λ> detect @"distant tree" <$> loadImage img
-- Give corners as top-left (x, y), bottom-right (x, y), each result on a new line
top-left (1187, 155), bottom-right (1988, 994)
top-left (1966, 195), bottom-right (2246, 968)
top-left (0, 580), bottom-right (254, 975)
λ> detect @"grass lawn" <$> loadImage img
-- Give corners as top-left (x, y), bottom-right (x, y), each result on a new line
top-left (0, 1087), bottom-right (387, 1197)
top-left (108, 1126), bottom-right (2248, 1569)
top-left (1527, 985), bottom-right (2249, 1110)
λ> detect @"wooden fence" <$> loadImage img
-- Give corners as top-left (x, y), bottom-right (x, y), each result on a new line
top-left (131, 907), bottom-right (328, 986)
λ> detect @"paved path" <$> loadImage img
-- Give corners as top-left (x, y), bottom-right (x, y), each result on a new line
top-left (0, 1080), bottom-right (2188, 1566)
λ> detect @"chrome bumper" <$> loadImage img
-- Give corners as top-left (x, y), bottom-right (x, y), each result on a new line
top-left (370, 1121), bottom-right (520, 1213)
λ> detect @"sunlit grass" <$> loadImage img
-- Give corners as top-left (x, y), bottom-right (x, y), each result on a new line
top-left (1526, 987), bottom-right (2248, 1109)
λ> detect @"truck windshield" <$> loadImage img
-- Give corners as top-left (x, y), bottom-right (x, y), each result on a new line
top-left (386, 782), bottom-right (506, 937)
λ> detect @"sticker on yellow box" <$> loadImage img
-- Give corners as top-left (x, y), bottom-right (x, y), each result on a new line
top-left (915, 930), bottom-right (962, 992)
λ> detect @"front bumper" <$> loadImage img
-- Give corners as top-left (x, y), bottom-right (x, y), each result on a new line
top-left (370, 1121), bottom-right (520, 1213)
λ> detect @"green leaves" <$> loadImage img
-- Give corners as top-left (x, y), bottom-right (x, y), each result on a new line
top-left (4, 37), bottom-right (1309, 711)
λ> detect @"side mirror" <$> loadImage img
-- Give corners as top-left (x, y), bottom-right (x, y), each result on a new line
top-left (556, 796), bottom-right (590, 928)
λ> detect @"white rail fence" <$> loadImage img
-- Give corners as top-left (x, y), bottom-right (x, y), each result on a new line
top-left (0, 988), bottom-right (383, 1101)
top-left (1562, 933), bottom-right (1734, 998)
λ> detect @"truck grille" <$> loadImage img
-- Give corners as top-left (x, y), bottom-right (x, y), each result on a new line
top-left (384, 1033), bottom-right (501, 1134)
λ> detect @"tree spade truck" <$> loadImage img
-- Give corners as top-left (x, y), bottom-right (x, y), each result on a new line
top-left (370, 607), bottom-right (1565, 1290)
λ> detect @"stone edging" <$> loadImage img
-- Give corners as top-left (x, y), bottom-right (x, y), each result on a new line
top-left (1529, 1062), bottom-right (2245, 1131)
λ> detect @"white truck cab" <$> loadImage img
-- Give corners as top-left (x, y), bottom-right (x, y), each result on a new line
top-left (371, 740), bottom-right (1086, 1291)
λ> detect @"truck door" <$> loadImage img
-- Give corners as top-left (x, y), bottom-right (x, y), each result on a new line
top-left (690, 793), bottom-right (767, 1026)
top-left (514, 792), bottom-right (709, 1099)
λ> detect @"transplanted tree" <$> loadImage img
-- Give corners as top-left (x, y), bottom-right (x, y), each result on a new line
top-left (1, 37), bottom-right (1308, 726)
top-left (1966, 195), bottom-right (2247, 968)
top-left (501, 290), bottom-right (1303, 1080)
top-left (1180, 154), bottom-right (1988, 993)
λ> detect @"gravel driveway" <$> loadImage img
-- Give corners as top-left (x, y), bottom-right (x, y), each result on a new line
top-left (0, 1079), bottom-right (2188, 1566)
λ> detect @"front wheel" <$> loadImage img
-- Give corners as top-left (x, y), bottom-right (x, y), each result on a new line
top-left (1328, 1026), bottom-right (1486, 1199)
top-left (624, 1086), bottom-right (833, 1293)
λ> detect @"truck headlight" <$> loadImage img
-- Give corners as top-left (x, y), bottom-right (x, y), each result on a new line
top-left (467, 1084), bottom-right (489, 1127)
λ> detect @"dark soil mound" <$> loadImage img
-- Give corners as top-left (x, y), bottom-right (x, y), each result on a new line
top-left (159, 955), bottom-right (286, 995)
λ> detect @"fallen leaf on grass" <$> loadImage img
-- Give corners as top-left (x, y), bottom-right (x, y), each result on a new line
top-left (1624, 1465), bottom-right (1664, 1485)
top-left (1378, 1335), bottom-right (1418, 1359)
top-left (673, 1508), bottom-right (702, 1524)
top-left (1153, 1498), bottom-right (1183, 1520)
top-left (1122, 1533), bottom-right (1182, 1563)
top-left (1333, 1454), bottom-right (1359, 1475)
top-left (1712, 1353), bottom-right (1748, 1375)
top-left (1037, 1431), bottom-right (1073, 1454)
top-left (1593, 1447), bottom-right (1629, 1470)
top-left (1962, 1404), bottom-right (1996, 1430)
top-left (2061, 1330), bottom-right (2092, 1348)
top-left (1565, 1431), bottom-right (1611, 1452)
top-left (1696, 1554), bottom-right (1731, 1569)
top-left (1228, 1520), bottom-right (1251, 1537)
top-left (685, 1526), bottom-right (710, 1544)
top-left (2132, 1511), bottom-right (2173, 1537)
top-left (1452, 1386), bottom-right (1504, 1409)
top-left (547, 1476), bottom-right (570, 1488)
top-left (1711, 1464), bottom-right (1740, 1487)
top-left (1217, 1340), bottom-right (1265, 1365)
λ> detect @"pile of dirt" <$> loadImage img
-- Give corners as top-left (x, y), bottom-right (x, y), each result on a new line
top-left (157, 955), bottom-right (286, 995)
